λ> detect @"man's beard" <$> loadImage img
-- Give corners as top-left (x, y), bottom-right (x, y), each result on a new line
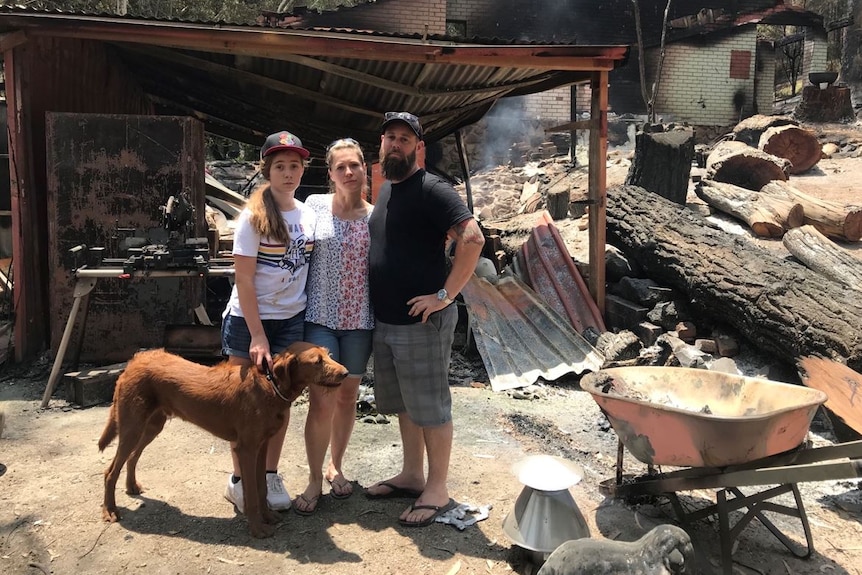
top-left (380, 149), bottom-right (416, 181)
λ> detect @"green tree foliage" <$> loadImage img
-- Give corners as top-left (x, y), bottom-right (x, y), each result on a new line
top-left (5, 0), bottom-right (366, 22)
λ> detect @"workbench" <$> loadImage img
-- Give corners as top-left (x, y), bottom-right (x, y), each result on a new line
top-left (41, 266), bottom-right (234, 408)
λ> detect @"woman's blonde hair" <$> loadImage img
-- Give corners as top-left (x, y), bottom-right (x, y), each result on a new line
top-left (326, 138), bottom-right (368, 195)
top-left (245, 154), bottom-right (302, 244)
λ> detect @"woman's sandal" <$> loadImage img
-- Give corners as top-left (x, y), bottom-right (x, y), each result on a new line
top-left (293, 493), bottom-right (320, 516)
top-left (327, 476), bottom-right (354, 500)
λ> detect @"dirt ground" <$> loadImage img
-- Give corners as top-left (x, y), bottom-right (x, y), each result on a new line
top-left (2, 122), bottom-right (862, 575)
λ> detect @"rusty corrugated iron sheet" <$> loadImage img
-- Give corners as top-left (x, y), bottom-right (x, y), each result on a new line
top-left (461, 275), bottom-right (604, 392)
top-left (518, 211), bottom-right (606, 335)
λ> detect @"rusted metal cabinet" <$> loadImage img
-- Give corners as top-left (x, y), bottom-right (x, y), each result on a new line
top-left (46, 113), bottom-right (205, 363)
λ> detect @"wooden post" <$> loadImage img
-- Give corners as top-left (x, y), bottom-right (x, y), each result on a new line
top-left (588, 70), bottom-right (608, 316)
top-left (454, 129), bottom-right (474, 214)
top-left (5, 44), bottom-right (47, 361)
top-left (570, 84), bottom-right (578, 164)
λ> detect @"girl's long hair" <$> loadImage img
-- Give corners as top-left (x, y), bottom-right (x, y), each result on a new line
top-left (246, 155), bottom-right (290, 244)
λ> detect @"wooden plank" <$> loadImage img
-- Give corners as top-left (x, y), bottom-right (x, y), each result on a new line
top-left (588, 69), bottom-right (608, 315)
top-left (797, 356), bottom-right (862, 435)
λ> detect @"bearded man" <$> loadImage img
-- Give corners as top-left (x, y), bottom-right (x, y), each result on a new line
top-left (365, 112), bottom-right (484, 528)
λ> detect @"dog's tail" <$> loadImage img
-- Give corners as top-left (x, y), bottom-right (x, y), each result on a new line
top-left (98, 403), bottom-right (117, 451)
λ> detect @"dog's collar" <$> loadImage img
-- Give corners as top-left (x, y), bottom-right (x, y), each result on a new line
top-left (263, 362), bottom-right (291, 403)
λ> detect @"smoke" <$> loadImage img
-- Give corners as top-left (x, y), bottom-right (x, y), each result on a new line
top-left (480, 97), bottom-right (532, 168)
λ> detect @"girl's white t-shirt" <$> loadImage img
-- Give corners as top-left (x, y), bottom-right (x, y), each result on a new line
top-left (223, 202), bottom-right (316, 320)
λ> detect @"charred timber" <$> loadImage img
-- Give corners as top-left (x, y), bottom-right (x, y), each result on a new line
top-left (695, 179), bottom-right (803, 238)
top-left (705, 141), bottom-right (790, 191)
top-left (758, 125), bottom-right (821, 175)
top-left (625, 124), bottom-right (694, 205)
top-left (731, 114), bottom-right (798, 146)
top-left (783, 225), bottom-right (862, 290)
top-left (606, 184), bottom-right (862, 371)
top-left (760, 180), bottom-right (862, 242)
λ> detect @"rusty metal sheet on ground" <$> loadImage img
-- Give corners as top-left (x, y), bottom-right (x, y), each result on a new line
top-left (461, 275), bottom-right (604, 392)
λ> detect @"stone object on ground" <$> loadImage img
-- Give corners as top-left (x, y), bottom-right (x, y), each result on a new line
top-left (647, 300), bottom-right (692, 331)
top-left (536, 524), bottom-right (695, 575)
top-left (695, 338), bottom-right (718, 354)
top-left (616, 277), bottom-right (670, 308)
top-left (604, 295), bottom-right (649, 332)
top-left (710, 357), bottom-right (740, 374)
top-left (675, 321), bottom-right (697, 342)
top-left (594, 330), bottom-right (642, 363)
top-left (605, 244), bottom-right (641, 282)
top-left (634, 322), bottom-right (663, 347)
top-left (716, 334), bottom-right (739, 357)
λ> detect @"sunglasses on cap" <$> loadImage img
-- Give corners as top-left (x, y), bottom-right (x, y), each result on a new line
top-left (381, 112), bottom-right (423, 139)
top-left (326, 137), bottom-right (360, 152)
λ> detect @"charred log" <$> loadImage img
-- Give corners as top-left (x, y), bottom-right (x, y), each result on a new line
top-left (705, 141), bottom-right (790, 190)
top-left (695, 179), bottom-right (803, 238)
top-left (731, 114), bottom-right (797, 146)
top-left (783, 225), bottom-right (862, 290)
top-left (625, 124), bottom-right (694, 204)
top-left (760, 180), bottom-right (862, 242)
top-left (758, 125), bottom-right (821, 175)
top-left (606, 184), bottom-right (862, 372)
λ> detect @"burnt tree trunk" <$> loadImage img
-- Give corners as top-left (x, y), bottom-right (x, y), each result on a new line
top-left (731, 114), bottom-right (797, 145)
top-left (758, 125), bottom-right (821, 174)
top-left (783, 225), bottom-right (862, 290)
top-left (695, 179), bottom-right (803, 238)
top-left (546, 188), bottom-right (570, 220)
top-left (606, 184), bottom-right (862, 371)
top-left (705, 141), bottom-right (790, 190)
top-left (760, 180), bottom-right (862, 241)
top-left (625, 124), bottom-right (694, 204)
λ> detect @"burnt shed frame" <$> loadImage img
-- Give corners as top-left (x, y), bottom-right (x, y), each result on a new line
top-left (0, 8), bottom-right (628, 362)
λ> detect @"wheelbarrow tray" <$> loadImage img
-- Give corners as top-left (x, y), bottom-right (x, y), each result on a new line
top-left (582, 367), bottom-right (827, 468)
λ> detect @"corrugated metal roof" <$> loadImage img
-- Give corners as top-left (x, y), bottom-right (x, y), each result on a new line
top-left (462, 275), bottom-right (604, 392)
top-left (0, 6), bottom-right (629, 156)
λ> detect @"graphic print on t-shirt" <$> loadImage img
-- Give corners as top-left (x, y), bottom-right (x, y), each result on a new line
top-left (257, 222), bottom-right (312, 275)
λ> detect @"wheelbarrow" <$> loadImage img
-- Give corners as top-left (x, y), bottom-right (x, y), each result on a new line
top-left (581, 366), bottom-right (862, 575)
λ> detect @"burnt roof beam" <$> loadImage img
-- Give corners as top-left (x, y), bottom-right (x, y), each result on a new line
top-left (116, 43), bottom-right (382, 119)
top-left (260, 52), bottom-right (560, 98)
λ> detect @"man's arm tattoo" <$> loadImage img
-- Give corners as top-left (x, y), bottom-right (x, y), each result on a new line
top-left (454, 219), bottom-right (485, 246)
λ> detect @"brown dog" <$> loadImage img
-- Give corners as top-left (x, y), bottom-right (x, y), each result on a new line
top-left (98, 341), bottom-right (348, 538)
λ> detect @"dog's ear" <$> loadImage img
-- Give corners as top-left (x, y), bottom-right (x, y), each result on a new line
top-left (271, 352), bottom-right (295, 392)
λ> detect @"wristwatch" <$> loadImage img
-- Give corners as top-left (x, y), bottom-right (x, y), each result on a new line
top-left (436, 288), bottom-right (453, 305)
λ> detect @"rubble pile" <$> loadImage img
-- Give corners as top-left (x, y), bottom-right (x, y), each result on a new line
top-left (453, 149), bottom-right (632, 223)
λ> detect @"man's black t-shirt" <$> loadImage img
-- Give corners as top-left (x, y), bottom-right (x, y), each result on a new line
top-left (369, 169), bottom-right (473, 325)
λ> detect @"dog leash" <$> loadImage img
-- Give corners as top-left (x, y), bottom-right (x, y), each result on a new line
top-left (263, 361), bottom-right (292, 403)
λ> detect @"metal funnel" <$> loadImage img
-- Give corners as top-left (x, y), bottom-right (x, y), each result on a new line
top-left (502, 455), bottom-right (590, 554)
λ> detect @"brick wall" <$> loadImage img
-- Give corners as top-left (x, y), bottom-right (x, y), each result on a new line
top-left (802, 33), bottom-right (829, 82)
top-left (646, 26), bottom-right (761, 126)
top-left (521, 84), bottom-right (592, 126)
top-left (305, 0), bottom-right (446, 35)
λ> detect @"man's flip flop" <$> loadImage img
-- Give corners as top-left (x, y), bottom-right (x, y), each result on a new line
top-left (364, 481), bottom-right (423, 500)
top-left (398, 498), bottom-right (457, 528)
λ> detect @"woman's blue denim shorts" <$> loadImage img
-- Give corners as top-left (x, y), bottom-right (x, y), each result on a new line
top-left (304, 321), bottom-right (372, 376)
top-left (221, 311), bottom-right (306, 358)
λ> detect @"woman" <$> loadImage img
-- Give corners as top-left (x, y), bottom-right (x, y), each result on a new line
top-left (221, 130), bottom-right (316, 513)
top-left (294, 138), bottom-right (374, 515)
